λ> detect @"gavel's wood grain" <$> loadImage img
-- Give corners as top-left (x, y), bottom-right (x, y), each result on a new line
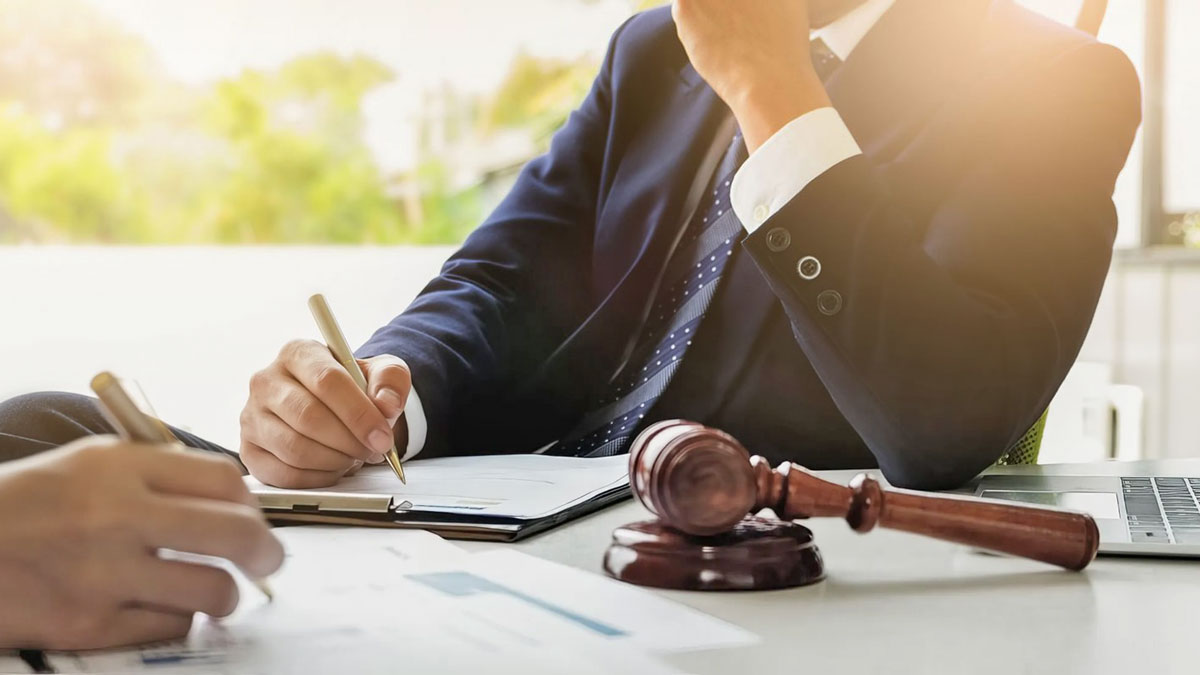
top-left (603, 517), bottom-right (825, 590)
top-left (624, 420), bottom-right (1100, 572)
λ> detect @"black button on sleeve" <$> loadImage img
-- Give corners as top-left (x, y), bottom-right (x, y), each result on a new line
top-left (817, 289), bottom-right (843, 316)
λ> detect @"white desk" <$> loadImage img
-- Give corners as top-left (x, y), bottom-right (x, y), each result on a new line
top-left (462, 459), bottom-right (1200, 675)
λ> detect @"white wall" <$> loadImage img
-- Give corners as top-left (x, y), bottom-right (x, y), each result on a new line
top-left (0, 246), bottom-right (453, 449)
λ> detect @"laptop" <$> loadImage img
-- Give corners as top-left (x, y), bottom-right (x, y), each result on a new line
top-left (973, 474), bottom-right (1200, 557)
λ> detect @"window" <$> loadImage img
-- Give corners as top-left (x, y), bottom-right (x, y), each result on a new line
top-left (0, 1), bottom-right (1191, 247)
top-left (0, 0), bottom-right (633, 243)
top-left (1021, 0), bottom-right (1200, 248)
top-left (1165, 0), bottom-right (1200, 244)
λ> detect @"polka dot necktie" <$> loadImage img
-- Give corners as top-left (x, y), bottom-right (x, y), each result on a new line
top-left (557, 134), bottom-right (748, 457)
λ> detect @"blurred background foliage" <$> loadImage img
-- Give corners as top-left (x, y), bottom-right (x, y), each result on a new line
top-left (0, 0), bottom-right (656, 244)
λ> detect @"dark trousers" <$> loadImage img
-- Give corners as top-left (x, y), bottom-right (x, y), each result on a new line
top-left (0, 391), bottom-right (238, 467)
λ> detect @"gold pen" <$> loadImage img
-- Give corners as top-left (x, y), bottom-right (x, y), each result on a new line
top-left (307, 293), bottom-right (407, 484)
top-left (90, 371), bottom-right (276, 602)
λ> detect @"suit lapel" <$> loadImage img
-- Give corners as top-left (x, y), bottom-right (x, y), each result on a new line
top-left (594, 78), bottom-right (726, 295)
top-left (530, 67), bottom-right (728, 406)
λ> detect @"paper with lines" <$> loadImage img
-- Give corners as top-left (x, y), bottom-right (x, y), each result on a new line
top-left (247, 453), bottom-right (629, 520)
top-left (42, 527), bottom-right (680, 674)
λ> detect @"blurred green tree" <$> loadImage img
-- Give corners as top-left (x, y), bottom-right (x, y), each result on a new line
top-left (0, 0), bottom-right (651, 244)
top-left (193, 54), bottom-right (409, 243)
top-left (481, 52), bottom-right (597, 144)
top-left (0, 106), bottom-right (146, 241)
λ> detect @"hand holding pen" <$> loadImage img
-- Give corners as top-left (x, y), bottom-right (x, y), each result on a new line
top-left (0, 378), bottom-right (283, 651)
top-left (91, 373), bottom-right (279, 601)
top-left (238, 294), bottom-right (413, 489)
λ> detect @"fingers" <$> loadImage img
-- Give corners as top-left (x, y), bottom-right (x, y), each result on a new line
top-left (245, 411), bottom-right (359, 472)
top-left (242, 339), bottom-right (406, 482)
top-left (51, 607), bottom-right (193, 651)
top-left (130, 558), bottom-right (240, 618)
top-left (259, 374), bottom-right (375, 462)
top-left (136, 447), bottom-right (257, 507)
top-left (105, 607), bottom-right (194, 649)
top-left (141, 493), bottom-right (285, 579)
top-left (281, 341), bottom-right (394, 456)
top-left (361, 355), bottom-right (412, 420)
top-left (240, 441), bottom-right (347, 490)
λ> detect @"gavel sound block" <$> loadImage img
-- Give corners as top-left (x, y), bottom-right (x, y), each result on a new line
top-left (603, 420), bottom-right (1101, 591)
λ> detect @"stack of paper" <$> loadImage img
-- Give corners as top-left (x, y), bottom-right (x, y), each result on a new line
top-left (38, 527), bottom-right (756, 674)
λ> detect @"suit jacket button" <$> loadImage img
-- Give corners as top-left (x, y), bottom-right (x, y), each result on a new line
top-left (797, 256), bottom-right (821, 280)
top-left (817, 290), bottom-right (843, 316)
top-left (765, 227), bottom-right (791, 252)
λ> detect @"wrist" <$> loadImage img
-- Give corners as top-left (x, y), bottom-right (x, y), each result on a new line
top-left (727, 71), bottom-right (831, 153)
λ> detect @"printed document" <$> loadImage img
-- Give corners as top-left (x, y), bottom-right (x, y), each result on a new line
top-left (39, 527), bottom-right (687, 675)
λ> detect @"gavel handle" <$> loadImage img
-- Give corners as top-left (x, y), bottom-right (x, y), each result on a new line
top-left (843, 474), bottom-right (1100, 570)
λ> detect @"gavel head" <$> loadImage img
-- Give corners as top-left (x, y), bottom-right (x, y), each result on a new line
top-left (629, 420), bottom-right (759, 536)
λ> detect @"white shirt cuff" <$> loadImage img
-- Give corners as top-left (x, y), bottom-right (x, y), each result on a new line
top-left (730, 107), bottom-right (861, 233)
top-left (400, 384), bottom-right (427, 460)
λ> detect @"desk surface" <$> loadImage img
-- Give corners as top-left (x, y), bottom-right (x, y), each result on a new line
top-left (461, 459), bottom-right (1200, 675)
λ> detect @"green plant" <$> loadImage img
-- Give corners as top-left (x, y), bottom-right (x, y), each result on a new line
top-left (1170, 212), bottom-right (1200, 248)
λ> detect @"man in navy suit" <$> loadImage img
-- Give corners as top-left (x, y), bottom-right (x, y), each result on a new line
top-left (0, 0), bottom-right (1140, 492)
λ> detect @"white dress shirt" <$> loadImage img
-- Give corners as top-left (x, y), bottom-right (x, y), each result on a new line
top-left (399, 0), bottom-right (895, 459)
top-left (396, 382), bottom-right (425, 460)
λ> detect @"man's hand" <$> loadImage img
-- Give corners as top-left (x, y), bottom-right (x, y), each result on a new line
top-left (672, 0), bottom-right (832, 152)
top-left (240, 340), bottom-right (411, 488)
top-left (0, 437), bottom-right (284, 651)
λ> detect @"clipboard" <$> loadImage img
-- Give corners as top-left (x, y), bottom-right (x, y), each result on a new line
top-left (248, 454), bottom-right (632, 542)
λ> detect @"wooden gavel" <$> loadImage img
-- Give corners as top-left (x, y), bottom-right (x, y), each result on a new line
top-left (629, 420), bottom-right (1101, 571)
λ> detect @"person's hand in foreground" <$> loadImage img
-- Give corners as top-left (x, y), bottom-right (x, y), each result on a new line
top-left (0, 437), bottom-right (284, 650)
top-left (240, 339), bottom-right (411, 488)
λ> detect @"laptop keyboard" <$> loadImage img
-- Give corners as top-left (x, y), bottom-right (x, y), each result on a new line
top-left (1121, 477), bottom-right (1200, 545)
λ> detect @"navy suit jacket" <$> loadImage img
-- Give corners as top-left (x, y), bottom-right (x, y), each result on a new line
top-left (359, 0), bottom-right (1141, 489)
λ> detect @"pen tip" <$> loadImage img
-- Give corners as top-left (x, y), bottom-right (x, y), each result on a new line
top-left (255, 580), bottom-right (275, 602)
top-left (385, 450), bottom-right (406, 484)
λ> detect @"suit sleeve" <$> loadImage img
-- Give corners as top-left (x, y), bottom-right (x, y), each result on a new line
top-left (741, 43), bottom-right (1142, 489)
top-left (356, 20), bottom-right (629, 458)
